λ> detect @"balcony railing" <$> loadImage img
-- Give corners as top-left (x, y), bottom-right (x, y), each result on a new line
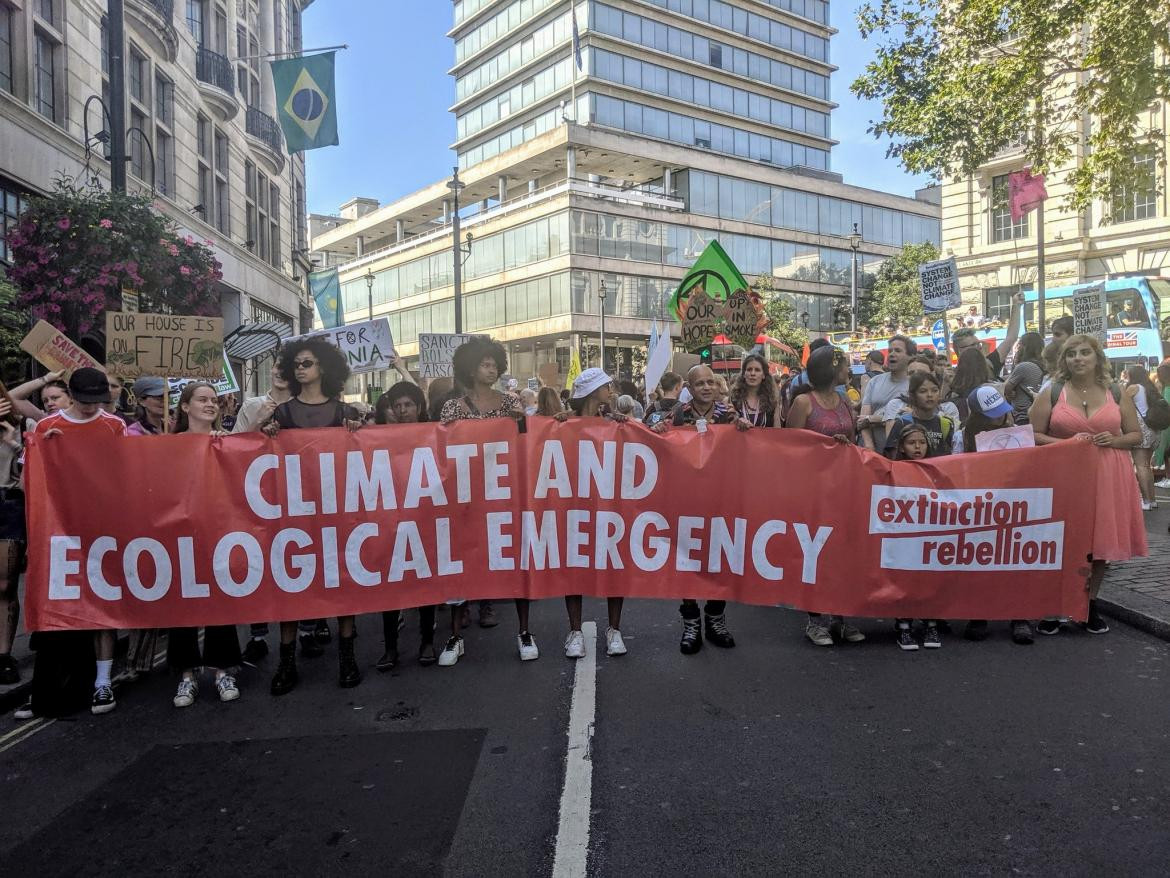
top-left (246, 106), bottom-right (285, 155)
top-left (143, 0), bottom-right (174, 18)
top-left (195, 47), bottom-right (233, 93)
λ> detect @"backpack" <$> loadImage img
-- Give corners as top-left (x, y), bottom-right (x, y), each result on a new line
top-left (1142, 388), bottom-right (1170, 430)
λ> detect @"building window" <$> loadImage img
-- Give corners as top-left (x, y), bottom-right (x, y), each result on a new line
top-left (128, 47), bottom-right (147, 103)
top-left (33, 32), bottom-right (56, 120)
top-left (990, 174), bottom-right (1028, 242)
top-left (269, 182), bottom-right (280, 269)
top-left (37, 0), bottom-right (53, 25)
top-left (154, 74), bottom-right (174, 195)
top-left (0, 5), bottom-right (13, 94)
top-left (185, 0), bottom-right (206, 44)
top-left (129, 109), bottom-right (147, 181)
top-left (213, 128), bottom-right (229, 235)
top-left (984, 285), bottom-right (1021, 323)
top-left (1111, 150), bottom-right (1158, 224)
top-left (294, 179), bottom-right (306, 250)
top-left (1, 184), bottom-right (28, 264)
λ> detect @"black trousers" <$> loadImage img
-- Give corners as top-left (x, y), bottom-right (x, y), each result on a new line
top-left (167, 626), bottom-right (242, 671)
top-left (679, 600), bottom-right (726, 619)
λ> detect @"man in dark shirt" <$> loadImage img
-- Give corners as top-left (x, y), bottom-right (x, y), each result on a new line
top-left (642, 371), bottom-right (683, 427)
top-left (651, 365), bottom-right (746, 655)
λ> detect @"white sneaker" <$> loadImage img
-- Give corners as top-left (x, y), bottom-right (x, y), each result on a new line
top-left (605, 627), bottom-right (627, 656)
top-left (438, 635), bottom-right (464, 667)
top-left (564, 630), bottom-right (586, 659)
top-left (805, 621), bottom-right (833, 646)
top-left (1156, 478), bottom-right (1170, 488)
top-left (173, 677), bottom-right (198, 708)
top-left (517, 631), bottom-right (540, 661)
top-left (215, 674), bottom-right (240, 702)
top-left (1141, 500), bottom-right (1154, 511)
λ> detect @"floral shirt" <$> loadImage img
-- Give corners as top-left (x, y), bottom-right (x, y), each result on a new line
top-left (440, 392), bottom-right (524, 423)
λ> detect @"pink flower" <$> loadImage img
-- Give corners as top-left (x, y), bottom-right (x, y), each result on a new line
top-left (99, 219), bottom-right (113, 229)
top-left (57, 218), bottom-right (71, 230)
top-left (179, 265), bottom-right (191, 276)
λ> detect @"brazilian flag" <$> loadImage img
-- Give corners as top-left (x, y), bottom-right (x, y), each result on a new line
top-left (271, 52), bottom-right (339, 152)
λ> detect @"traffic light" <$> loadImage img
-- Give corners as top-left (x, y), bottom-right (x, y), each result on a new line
top-left (697, 345), bottom-right (712, 363)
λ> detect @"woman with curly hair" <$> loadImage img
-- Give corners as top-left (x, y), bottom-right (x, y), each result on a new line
top-left (263, 336), bottom-right (365, 695)
top-left (729, 353), bottom-right (778, 427)
top-left (1030, 334), bottom-right (1146, 635)
top-left (439, 338), bottom-right (532, 666)
top-left (373, 381), bottom-right (440, 669)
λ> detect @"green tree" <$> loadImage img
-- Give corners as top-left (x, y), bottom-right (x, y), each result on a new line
top-left (0, 275), bottom-right (30, 384)
top-left (753, 275), bottom-right (808, 357)
top-left (851, 0), bottom-right (1170, 212)
top-left (857, 242), bottom-right (940, 331)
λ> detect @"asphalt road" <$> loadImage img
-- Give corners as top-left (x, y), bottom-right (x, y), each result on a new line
top-left (2, 599), bottom-right (1168, 877)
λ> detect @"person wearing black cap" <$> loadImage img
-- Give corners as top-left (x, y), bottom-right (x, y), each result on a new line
top-left (32, 368), bottom-right (127, 715)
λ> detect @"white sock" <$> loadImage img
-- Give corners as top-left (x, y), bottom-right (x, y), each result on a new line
top-left (95, 659), bottom-right (113, 689)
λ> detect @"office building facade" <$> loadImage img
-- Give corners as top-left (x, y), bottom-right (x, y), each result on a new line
top-left (311, 0), bottom-right (940, 385)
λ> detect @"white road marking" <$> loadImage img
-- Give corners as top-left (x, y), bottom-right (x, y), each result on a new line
top-left (552, 620), bottom-right (598, 878)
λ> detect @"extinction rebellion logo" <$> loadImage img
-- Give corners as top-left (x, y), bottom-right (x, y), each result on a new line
top-left (870, 487), bottom-right (1064, 571)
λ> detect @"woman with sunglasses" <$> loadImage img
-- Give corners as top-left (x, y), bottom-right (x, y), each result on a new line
top-left (783, 346), bottom-right (865, 647)
top-left (167, 382), bottom-right (243, 707)
top-left (263, 338), bottom-right (365, 694)
top-left (125, 376), bottom-right (168, 436)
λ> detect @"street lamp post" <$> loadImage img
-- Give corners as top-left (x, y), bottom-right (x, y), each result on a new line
top-left (447, 167), bottom-right (466, 333)
top-left (598, 278), bottom-right (607, 369)
top-left (849, 222), bottom-right (862, 333)
top-left (364, 268), bottom-right (374, 322)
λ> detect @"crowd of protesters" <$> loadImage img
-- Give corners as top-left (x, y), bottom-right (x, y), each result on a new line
top-left (0, 290), bottom-right (1155, 719)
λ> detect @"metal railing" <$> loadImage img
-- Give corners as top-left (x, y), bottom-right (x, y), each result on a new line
top-left (195, 47), bottom-right (234, 94)
top-left (131, 0), bottom-right (174, 20)
top-left (332, 178), bottom-right (685, 273)
top-left (246, 106), bottom-right (284, 155)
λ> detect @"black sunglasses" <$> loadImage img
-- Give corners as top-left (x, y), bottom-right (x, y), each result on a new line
top-left (293, 359), bottom-right (318, 369)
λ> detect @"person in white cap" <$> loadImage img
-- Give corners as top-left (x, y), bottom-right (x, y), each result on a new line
top-left (555, 368), bottom-right (630, 658)
top-left (960, 384), bottom-right (1035, 646)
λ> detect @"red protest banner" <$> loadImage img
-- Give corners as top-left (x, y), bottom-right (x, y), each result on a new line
top-left (23, 419), bottom-right (1098, 631)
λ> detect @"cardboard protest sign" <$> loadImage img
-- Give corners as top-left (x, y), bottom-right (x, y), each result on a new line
top-left (538, 362), bottom-right (561, 390)
top-left (721, 288), bottom-right (766, 343)
top-left (19, 320), bottom-right (102, 376)
top-left (104, 312), bottom-right (224, 380)
top-left (918, 258), bottom-right (961, 312)
top-left (975, 425), bottom-right (1037, 453)
top-left (286, 318), bottom-right (397, 375)
top-left (418, 333), bottom-right (486, 379)
top-left (166, 353), bottom-right (240, 407)
top-left (679, 287), bottom-right (720, 349)
top-left (1072, 283), bottom-right (1107, 344)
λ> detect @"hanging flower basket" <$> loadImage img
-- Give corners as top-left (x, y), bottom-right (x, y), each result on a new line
top-left (6, 176), bottom-right (223, 339)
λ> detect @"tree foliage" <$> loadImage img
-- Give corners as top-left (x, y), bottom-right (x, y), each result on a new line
top-left (753, 275), bottom-right (808, 356)
top-left (858, 242), bottom-right (940, 331)
top-left (851, 0), bottom-right (1170, 211)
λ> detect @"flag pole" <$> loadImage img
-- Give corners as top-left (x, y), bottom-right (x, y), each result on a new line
top-left (1036, 201), bottom-right (1046, 336)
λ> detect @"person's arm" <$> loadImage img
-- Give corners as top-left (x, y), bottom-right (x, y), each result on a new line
top-left (858, 381), bottom-right (878, 449)
top-left (1108, 390), bottom-right (1144, 449)
top-left (1002, 368), bottom-right (1024, 402)
top-left (785, 395), bottom-right (811, 430)
top-left (1001, 291), bottom-right (1026, 355)
top-left (7, 371), bottom-right (62, 402)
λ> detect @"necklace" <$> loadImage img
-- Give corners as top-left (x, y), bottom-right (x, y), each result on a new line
top-left (1071, 381), bottom-right (1093, 414)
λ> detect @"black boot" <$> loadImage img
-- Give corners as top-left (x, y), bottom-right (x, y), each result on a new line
top-left (704, 613), bottom-right (736, 648)
top-left (377, 612), bottom-right (400, 672)
top-left (313, 619), bottom-right (332, 644)
top-left (339, 634), bottom-right (362, 688)
top-left (270, 642), bottom-right (298, 696)
top-left (299, 632), bottom-right (324, 658)
top-left (679, 616), bottom-right (703, 655)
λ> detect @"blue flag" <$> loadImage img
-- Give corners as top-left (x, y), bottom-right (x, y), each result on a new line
top-left (309, 268), bottom-right (342, 329)
top-left (571, 4), bottom-right (582, 70)
top-left (271, 52), bottom-right (339, 152)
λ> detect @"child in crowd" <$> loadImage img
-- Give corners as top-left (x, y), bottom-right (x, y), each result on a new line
top-left (886, 422), bottom-right (940, 649)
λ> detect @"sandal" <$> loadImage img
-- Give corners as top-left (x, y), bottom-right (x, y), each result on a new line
top-left (418, 642), bottom-right (438, 666)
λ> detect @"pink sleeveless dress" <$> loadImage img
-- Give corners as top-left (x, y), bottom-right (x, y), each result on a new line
top-left (1049, 388), bottom-right (1147, 561)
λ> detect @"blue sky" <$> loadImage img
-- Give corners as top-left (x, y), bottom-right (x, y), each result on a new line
top-left (303, 1), bottom-right (929, 215)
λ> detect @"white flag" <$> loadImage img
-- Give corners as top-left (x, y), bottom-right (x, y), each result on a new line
top-left (643, 318), bottom-right (672, 405)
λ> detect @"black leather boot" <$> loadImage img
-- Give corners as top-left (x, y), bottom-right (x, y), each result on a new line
top-left (270, 641), bottom-right (298, 696)
top-left (338, 634), bottom-right (362, 688)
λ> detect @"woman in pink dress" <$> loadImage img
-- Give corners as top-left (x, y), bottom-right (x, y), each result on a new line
top-left (1030, 334), bottom-right (1147, 634)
